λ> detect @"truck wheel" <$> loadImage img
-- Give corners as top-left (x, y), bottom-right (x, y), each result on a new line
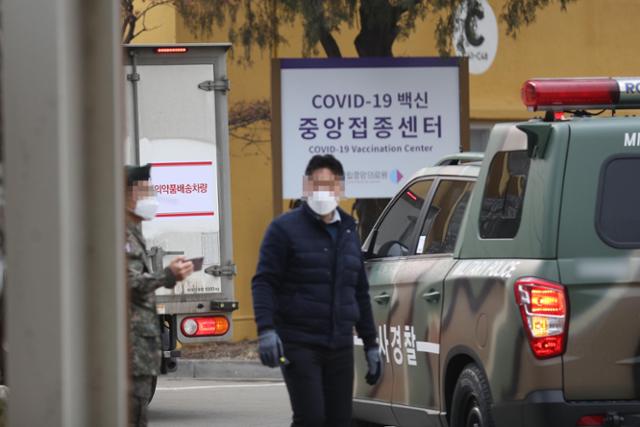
top-left (148, 375), bottom-right (158, 404)
top-left (351, 420), bottom-right (383, 427)
top-left (450, 364), bottom-right (495, 427)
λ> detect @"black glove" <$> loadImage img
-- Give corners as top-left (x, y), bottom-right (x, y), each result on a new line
top-left (365, 346), bottom-right (383, 385)
top-left (258, 330), bottom-right (285, 368)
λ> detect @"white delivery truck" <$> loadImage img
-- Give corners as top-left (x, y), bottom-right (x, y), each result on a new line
top-left (124, 44), bottom-right (238, 378)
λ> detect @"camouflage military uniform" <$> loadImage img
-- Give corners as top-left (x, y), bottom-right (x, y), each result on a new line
top-left (126, 221), bottom-right (176, 427)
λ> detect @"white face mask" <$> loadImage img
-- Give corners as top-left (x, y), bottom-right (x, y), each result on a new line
top-left (306, 191), bottom-right (338, 216)
top-left (133, 197), bottom-right (159, 220)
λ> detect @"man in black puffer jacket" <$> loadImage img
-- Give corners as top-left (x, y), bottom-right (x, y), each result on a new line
top-left (252, 155), bottom-right (381, 427)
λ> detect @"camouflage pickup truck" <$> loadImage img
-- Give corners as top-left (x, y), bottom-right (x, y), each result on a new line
top-left (352, 78), bottom-right (640, 427)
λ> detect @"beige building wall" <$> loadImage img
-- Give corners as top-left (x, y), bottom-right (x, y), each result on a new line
top-left (132, 0), bottom-right (640, 340)
top-left (128, 1), bottom-right (176, 44)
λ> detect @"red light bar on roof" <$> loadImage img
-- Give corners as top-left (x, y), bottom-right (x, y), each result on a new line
top-left (155, 47), bottom-right (189, 54)
top-left (521, 77), bottom-right (640, 111)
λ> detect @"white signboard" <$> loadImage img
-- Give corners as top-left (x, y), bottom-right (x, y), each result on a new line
top-left (453, 0), bottom-right (498, 75)
top-left (278, 58), bottom-right (464, 198)
top-left (150, 161), bottom-right (217, 218)
top-left (139, 138), bottom-right (222, 294)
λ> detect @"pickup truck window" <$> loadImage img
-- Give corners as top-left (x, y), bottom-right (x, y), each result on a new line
top-left (479, 150), bottom-right (530, 239)
top-left (371, 179), bottom-right (433, 258)
top-left (417, 180), bottom-right (474, 254)
top-left (596, 155), bottom-right (640, 248)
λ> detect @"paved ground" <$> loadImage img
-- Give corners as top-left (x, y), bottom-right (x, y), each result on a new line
top-left (149, 377), bottom-right (291, 427)
top-left (181, 340), bottom-right (258, 361)
top-left (167, 359), bottom-right (282, 381)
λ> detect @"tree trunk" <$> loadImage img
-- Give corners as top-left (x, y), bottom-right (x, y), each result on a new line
top-left (307, 0), bottom-right (343, 58)
top-left (319, 30), bottom-right (342, 58)
top-left (352, 0), bottom-right (405, 238)
top-left (354, 0), bottom-right (401, 57)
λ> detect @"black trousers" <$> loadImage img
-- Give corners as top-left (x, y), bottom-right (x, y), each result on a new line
top-left (281, 342), bottom-right (354, 427)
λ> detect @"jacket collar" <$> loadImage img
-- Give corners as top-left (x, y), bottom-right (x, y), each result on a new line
top-left (301, 202), bottom-right (355, 229)
top-left (126, 221), bottom-right (147, 249)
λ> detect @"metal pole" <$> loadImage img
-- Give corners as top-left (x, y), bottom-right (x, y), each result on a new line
top-left (82, 0), bottom-right (128, 425)
top-left (128, 50), bottom-right (142, 165)
top-left (213, 47), bottom-right (236, 318)
top-left (3, 0), bottom-right (127, 425)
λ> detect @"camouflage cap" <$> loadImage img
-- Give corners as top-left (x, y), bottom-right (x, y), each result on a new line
top-left (125, 164), bottom-right (151, 186)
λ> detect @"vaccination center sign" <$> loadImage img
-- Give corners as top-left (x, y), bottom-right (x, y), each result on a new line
top-left (272, 57), bottom-right (469, 199)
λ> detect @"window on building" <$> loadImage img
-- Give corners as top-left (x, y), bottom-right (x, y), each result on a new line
top-left (479, 150), bottom-right (531, 239)
top-left (417, 180), bottom-right (474, 255)
top-left (371, 180), bottom-right (433, 258)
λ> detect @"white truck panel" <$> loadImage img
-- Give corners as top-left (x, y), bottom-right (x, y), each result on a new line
top-left (137, 64), bottom-right (215, 141)
top-left (133, 64), bottom-right (223, 297)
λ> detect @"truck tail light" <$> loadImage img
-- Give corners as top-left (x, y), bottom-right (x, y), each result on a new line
top-left (576, 415), bottom-right (605, 426)
top-left (514, 277), bottom-right (568, 359)
top-left (181, 316), bottom-right (229, 337)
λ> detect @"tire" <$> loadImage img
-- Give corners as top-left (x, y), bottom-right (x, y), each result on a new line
top-left (148, 375), bottom-right (158, 404)
top-left (450, 364), bottom-right (495, 427)
top-left (351, 420), bottom-right (384, 427)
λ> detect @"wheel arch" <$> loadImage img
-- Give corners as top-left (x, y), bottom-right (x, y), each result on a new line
top-left (443, 345), bottom-right (490, 422)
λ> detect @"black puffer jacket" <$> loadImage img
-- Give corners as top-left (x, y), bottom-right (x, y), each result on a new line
top-left (252, 204), bottom-right (377, 349)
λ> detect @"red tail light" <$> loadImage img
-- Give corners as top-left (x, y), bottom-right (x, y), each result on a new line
top-left (576, 415), bottom-right (605, 426)
top-left (181, 316), bottom-right (229, 337)
top-left (515, 277), bottom-right (568, 359)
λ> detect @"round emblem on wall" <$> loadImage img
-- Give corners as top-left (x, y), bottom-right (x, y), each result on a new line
top-left (453, 0), bottom-right (499, 75)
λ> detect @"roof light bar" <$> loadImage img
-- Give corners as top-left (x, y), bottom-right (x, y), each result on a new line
top-left (155, 47), bottom-right (189, 54)
top-left (521, 77), bottom-right (640, 111)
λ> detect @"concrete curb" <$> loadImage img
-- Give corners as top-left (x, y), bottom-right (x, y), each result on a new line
top-left (167, 359), bottom-right (284, 381)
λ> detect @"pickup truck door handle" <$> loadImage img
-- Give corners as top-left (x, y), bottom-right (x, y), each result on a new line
top-left (422, 289), bottom-right (441, 303)
top-left (373, 292), bottom-right (391, 305)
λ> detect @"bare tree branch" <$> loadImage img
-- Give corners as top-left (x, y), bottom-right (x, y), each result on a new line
top-left (122, 0), bottom-right (137, 43)
top-left (229, 99), bottom-right (271, 130)
top-left (230, 132), bottom-right (270, 144)
top-left (122, 0), bottom-right (174, 44)
top-left (501, 0), bottom-right (575, 37)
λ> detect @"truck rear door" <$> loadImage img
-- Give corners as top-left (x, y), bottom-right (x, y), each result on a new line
top-left (124, 45), bottom-right (236, 341)
top-left (558, 118), bottom-right (640, 400)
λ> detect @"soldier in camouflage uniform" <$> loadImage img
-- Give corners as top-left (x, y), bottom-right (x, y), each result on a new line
top-left (126, 165), bottom-right (193, 427)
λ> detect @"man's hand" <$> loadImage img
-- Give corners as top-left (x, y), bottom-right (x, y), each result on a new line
top-left (168, 256), bottom-right (194, 281)
top-left (258, 330), bottom-right (286, 368)
top-left (365, 346), bottom-right (383, 385)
